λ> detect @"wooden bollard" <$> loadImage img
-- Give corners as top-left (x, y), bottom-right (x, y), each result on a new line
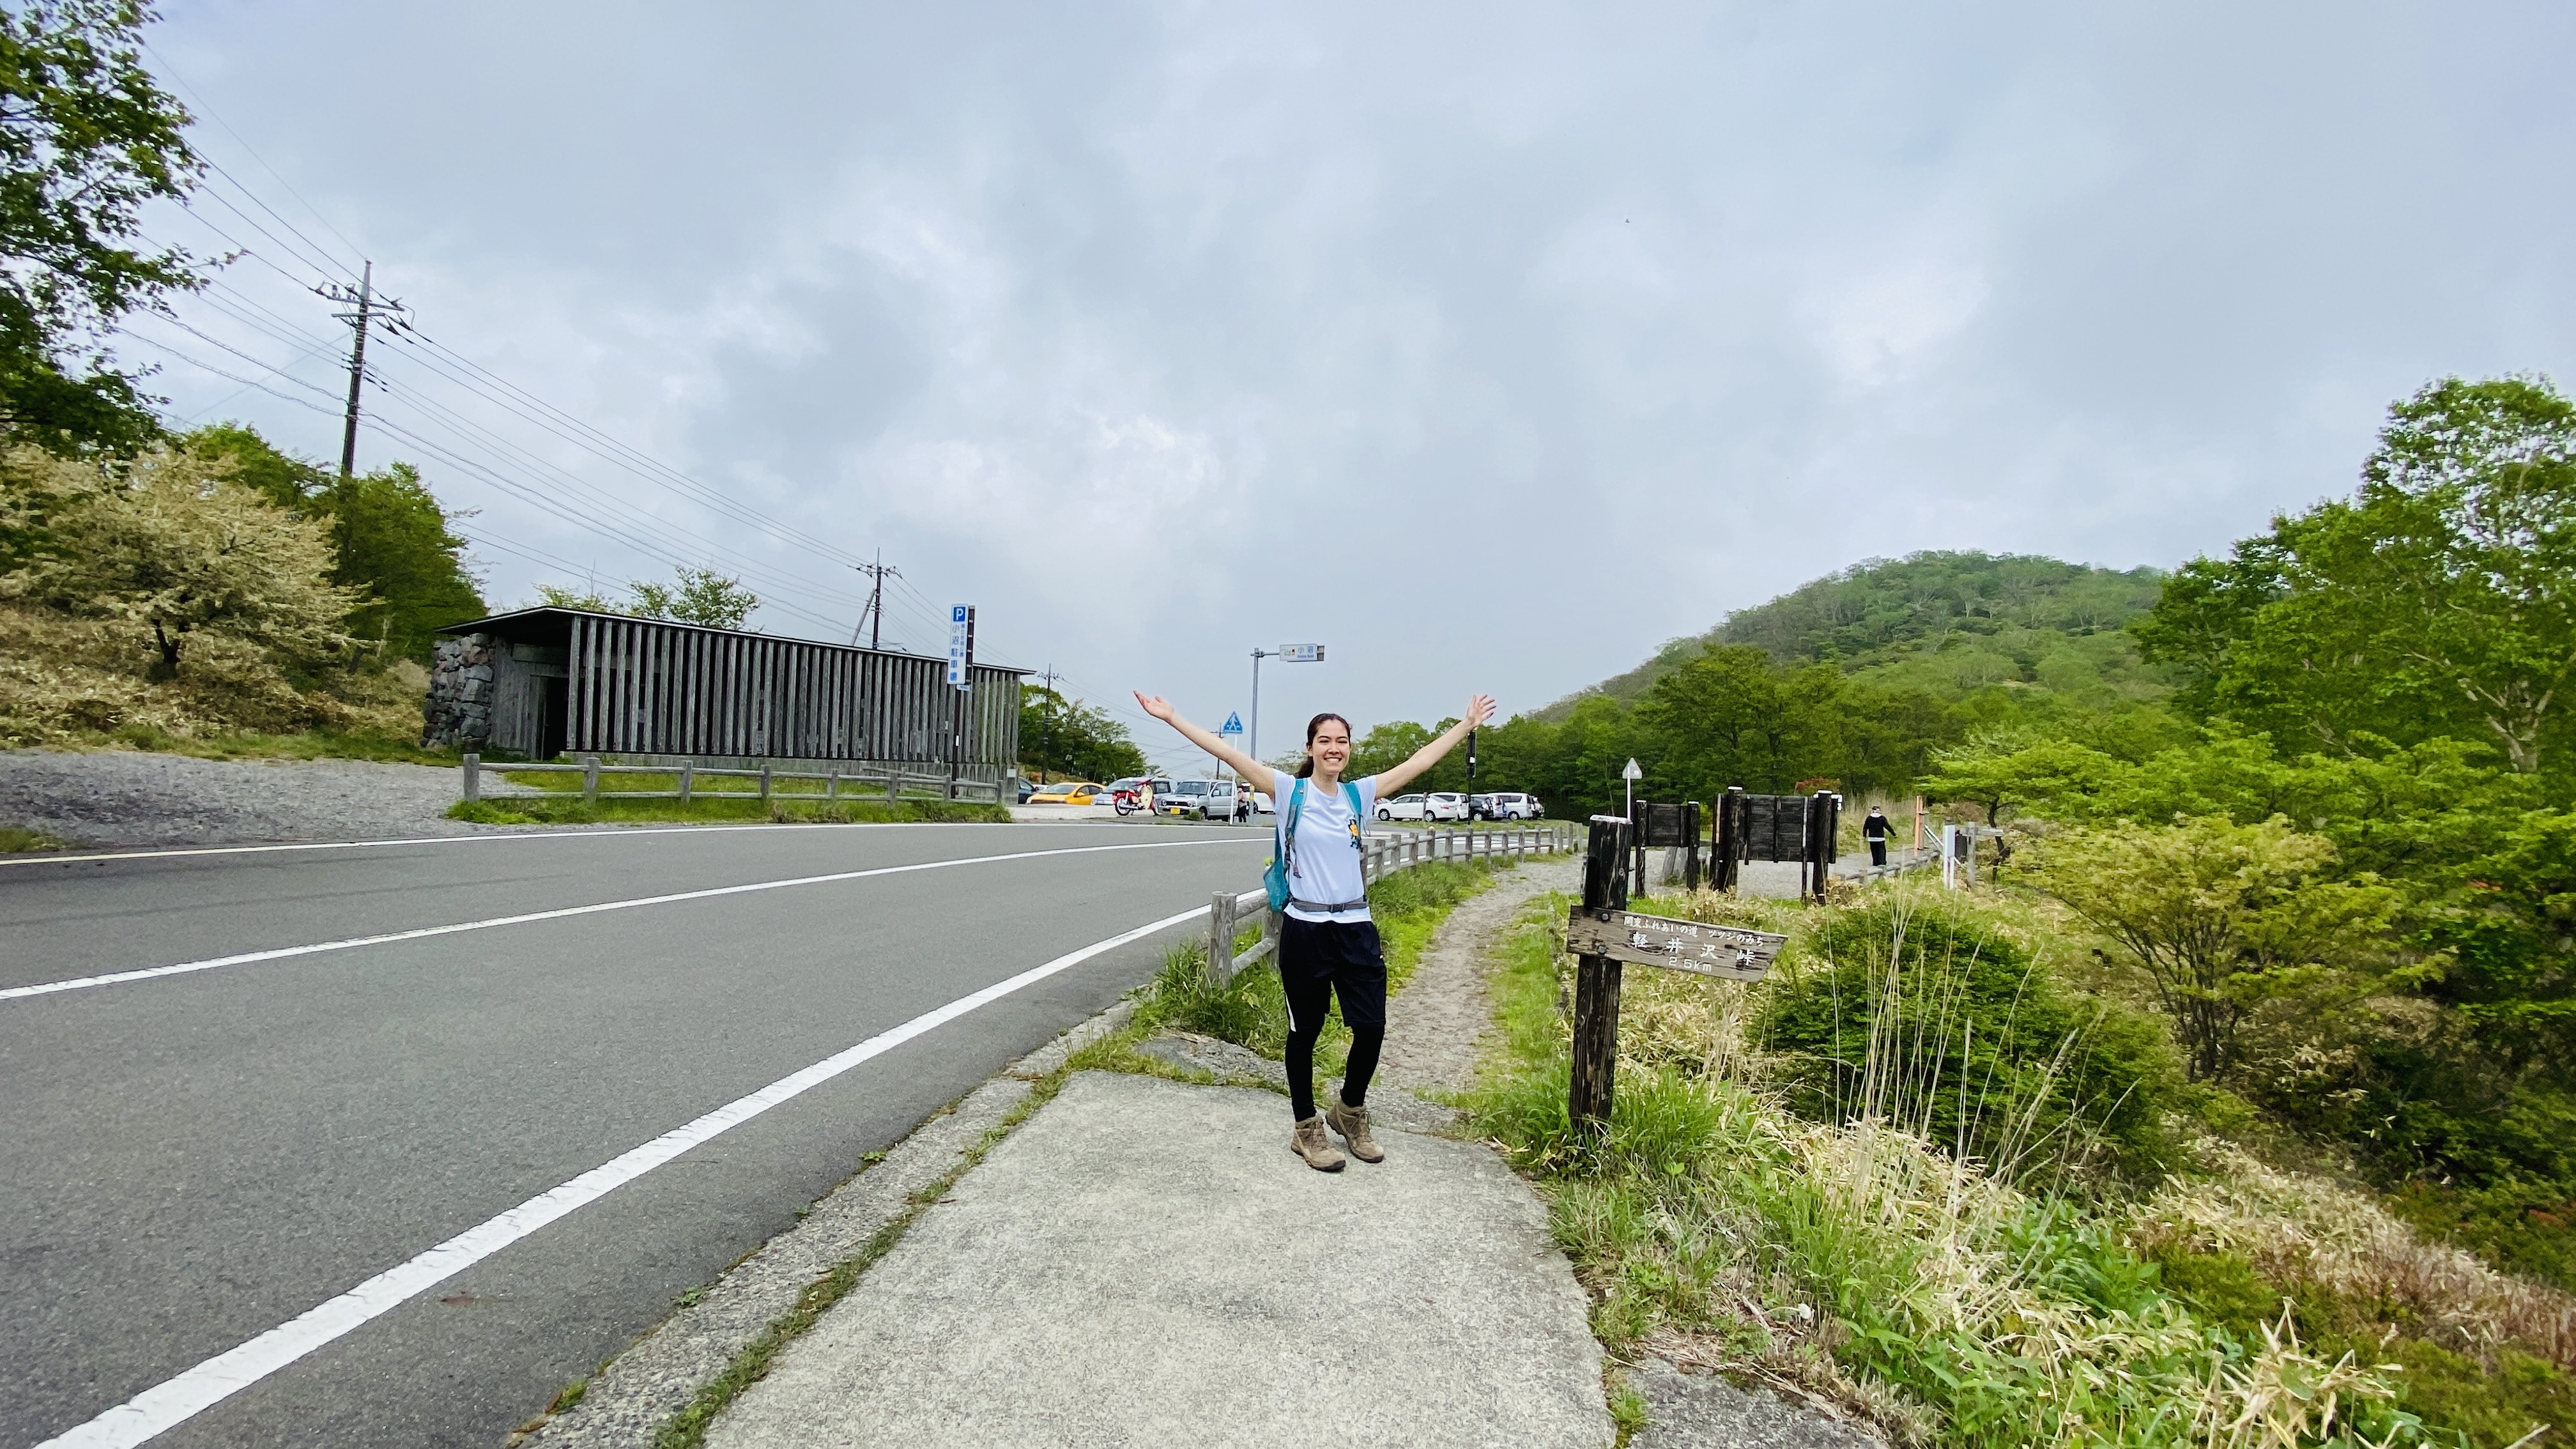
top-left (1570, 814), bottom-right (1632, 1133)
top-left (461, 752), bottom-right (480, 802)
top-left (1208, 891), bottom-right (1237, 986)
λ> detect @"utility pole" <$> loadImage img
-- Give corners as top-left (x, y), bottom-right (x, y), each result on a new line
top-left (852, 551), bottom-right (901, 649)
top-left (1039, 665), bottom-right (1055, 784)
top-left (318, 261), bottom-right (407, 479)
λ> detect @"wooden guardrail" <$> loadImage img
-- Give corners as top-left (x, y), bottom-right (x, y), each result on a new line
top-left (459, 752), bottom-right (1007, 806)
top-left (1202, 822), bottom-right (1576, 985)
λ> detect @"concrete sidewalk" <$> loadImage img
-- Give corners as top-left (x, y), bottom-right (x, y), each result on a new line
top-left (702, 1071), bottom-right (1613, 1448)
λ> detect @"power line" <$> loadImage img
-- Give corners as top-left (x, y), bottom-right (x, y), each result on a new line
top-left (112, 328), bottom-right (345, 417)
top-left (141, 38), bottom-right (368, 275)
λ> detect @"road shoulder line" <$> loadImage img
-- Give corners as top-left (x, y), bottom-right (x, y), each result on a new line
top-left (510, 999), bottom-right (1137, 1448)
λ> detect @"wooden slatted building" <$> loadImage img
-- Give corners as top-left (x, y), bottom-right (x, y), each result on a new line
top-left (425, 607), bottom-right (1023, 780)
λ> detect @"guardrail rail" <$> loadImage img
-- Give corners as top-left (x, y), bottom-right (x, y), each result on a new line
top-left (460, 752), bottom-right (1008, 806)
top-left (1203, 822), bottom-right (1575, 985)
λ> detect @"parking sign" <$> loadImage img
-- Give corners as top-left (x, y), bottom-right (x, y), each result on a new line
top-left (948, 605), bottom-right (974, 687)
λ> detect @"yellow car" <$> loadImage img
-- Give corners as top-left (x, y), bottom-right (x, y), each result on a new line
top-left (1025, 781), bottom-right (1103, 805)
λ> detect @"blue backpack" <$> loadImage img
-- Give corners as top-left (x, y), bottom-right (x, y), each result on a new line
top-left (1264, 776), bottom-right (1367, 912)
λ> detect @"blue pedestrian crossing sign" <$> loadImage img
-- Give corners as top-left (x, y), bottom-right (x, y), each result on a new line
top-left (1220, 712), bottom-right (1245, 738)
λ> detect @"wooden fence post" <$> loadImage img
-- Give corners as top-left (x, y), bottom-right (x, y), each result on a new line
top-left (1715, 786), bottom-right (1744, 893)
top-left (760, 761), bottom-right (774, 802)
top-left (886, 768), bottom-right (900, 805)
top-left (582, 755), bottom-right (599, 805)
top-left (1570, 814), bottom-right (1632, 1133)
top-left (826, 767), bottom-right (839, 803)
top-left (1812, 791), bottom-right (1840, 903)
top-left (1683, 801), bottom-right (1701, 891)
top-left (678, 760), bottom-right (693, 805)
top-left (1208, 891), bottom-right (1236, 986)
top-left (461, 753), bottom-right (480, 803)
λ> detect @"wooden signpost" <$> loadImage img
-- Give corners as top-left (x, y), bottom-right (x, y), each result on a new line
top-left (1563, 910), bottom-right (1783, 980)
top-left (1567, 814), bottom-right (1788, 1130)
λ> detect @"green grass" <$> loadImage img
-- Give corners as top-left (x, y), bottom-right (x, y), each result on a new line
top-left (1116, 858), bottom-right (1503, 1083)
top-left (1460, 887), bottom-right (2508, 1448)
top-left (0, 825), bottom-right (66, 852)
top-left (448, 795), bottom-right (1009, 826)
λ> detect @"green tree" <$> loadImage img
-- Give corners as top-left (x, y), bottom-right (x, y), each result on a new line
top-left (326, 463), bottom-right (484, 659)
top-left (1922, 730), bottom-right (2128, 825)
top-left (629, 565), bottom-right (756, 629)
top-left (533, 567), bottom-right (759, 630)
top-left (0, 1), bottom-right (203, 452)
top-left (533, 581), bottom-right (615, 612)
top-left (2140, 376), bottom-right (2576, 781)
top-left (8, 442), bottom-right (356, 673)
top-left (1018, 686), bottom-right (1145, 783)
top-left (180, 425), bottom-right (484, 661)
top-left (1347, 719), bottom-right (1432, 780)
top-left (1636, 645), bottom-right (1841, 798)
top-left (2021, 815), bottom-right (2398, 1082)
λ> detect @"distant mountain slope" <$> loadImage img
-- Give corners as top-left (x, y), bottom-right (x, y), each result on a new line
top-left (1536, 551), bottom-right (2166, 717)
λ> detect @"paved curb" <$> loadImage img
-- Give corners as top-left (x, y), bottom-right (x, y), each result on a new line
top-left (511, 999), bottom-right (1136, 1448)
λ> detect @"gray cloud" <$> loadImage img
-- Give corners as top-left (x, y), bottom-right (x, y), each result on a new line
top-left (139, 0), bottom-right (2576, 767)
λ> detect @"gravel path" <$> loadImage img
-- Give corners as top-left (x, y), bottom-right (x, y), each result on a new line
top-left (0, 748), bottom-right (524, 848)
top-left (1377, 853), bottom-right (1581, 1096)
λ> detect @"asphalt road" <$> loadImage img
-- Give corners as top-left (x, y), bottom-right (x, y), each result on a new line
top-left (0, 820), bottom-right (1268, 1449)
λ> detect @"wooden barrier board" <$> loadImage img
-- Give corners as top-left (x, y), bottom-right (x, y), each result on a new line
top-left (1564, 908), bottom-right (1785, 981)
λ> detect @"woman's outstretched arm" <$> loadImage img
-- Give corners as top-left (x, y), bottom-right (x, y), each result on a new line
top-left (1134, 693), bottom-right (1273, 784)
top-left (1372, 695), bottom-right (1496, 795)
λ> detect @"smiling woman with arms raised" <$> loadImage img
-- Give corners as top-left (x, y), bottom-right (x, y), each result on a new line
top-left (1132, 689), bottom-right (1494, 1171)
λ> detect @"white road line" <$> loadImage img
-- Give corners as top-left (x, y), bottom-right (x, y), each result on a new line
top-left (0, 819), bottom-right (1174, 869)
top-left (32, 903), bottom-right (1206, 1449)
top-left (1, 838), bottom-right (1252, 1002)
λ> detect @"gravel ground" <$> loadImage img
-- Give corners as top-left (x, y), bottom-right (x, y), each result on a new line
top-left (0, 747), bottom-right (532, 848)
top-left (1376, 853), bottom-right (1581, 1096)
top-left (1384, 852), bottom-right (1886, 1446)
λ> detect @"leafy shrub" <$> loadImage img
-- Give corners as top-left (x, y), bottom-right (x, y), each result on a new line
top-left (1757, 894), bottom-right (2181, 1181)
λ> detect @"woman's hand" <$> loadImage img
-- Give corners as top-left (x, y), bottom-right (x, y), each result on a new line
top-left (1134, 692), bottom-right (1176, 722)
top-left (1464, 694), bottom-right (1496, 731)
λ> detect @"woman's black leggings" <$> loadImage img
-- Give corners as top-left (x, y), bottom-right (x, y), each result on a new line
top-left (1278, 916), bottom-right (1388, 1121)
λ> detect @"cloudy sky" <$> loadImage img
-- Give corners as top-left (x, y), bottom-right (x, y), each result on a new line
top-left (128, 1), bottom-right (2573, 770)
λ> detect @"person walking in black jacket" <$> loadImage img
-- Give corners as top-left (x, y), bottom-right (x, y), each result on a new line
top-left (1862, 805), bottom-right (1892, 868)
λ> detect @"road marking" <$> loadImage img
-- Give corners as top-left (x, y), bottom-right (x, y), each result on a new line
top-left (0, 819), bottom-right (1183, 870)
top-left (1, 838), bottom-right (1252, 1002)
top-left (31, 903), bottom-right (1206, 1449)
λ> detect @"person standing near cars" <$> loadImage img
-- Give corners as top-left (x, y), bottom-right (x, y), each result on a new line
top-left (1135, 689), bottom-right (1494, 1171)
top-left (1234, 776), bottom-right (1252, 825)
top-left (1862, 804), bottom-right (1892, 867)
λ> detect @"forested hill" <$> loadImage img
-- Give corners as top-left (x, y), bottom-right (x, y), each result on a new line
top-left (1537, 550), bottom-right (2164, 716)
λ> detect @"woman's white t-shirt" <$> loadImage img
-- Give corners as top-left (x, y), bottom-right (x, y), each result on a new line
top-left (1266, 769), bottom-right (1379, 924)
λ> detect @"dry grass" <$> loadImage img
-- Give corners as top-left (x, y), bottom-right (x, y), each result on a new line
top-left (0, 603), bottom-right (425, 747)
top-left (1471, 885), bottom-right (2565, 1446)
top-left (2136, 1140), bottom-right (2576, 1372)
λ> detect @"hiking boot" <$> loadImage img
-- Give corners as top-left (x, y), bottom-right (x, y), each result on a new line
top-left (1327, 1094), bottom-right (1384, 1163)
top-left (1289, 1114), bottom-right (1345, 1172)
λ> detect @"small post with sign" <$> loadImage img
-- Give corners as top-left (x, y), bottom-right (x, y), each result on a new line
top-left (1567, 815), bottom-right (1788, 1133)
top-left (947, 606), bottom-right (976, 799)
top-left (1219, 712), bottom-right (1246, 813)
